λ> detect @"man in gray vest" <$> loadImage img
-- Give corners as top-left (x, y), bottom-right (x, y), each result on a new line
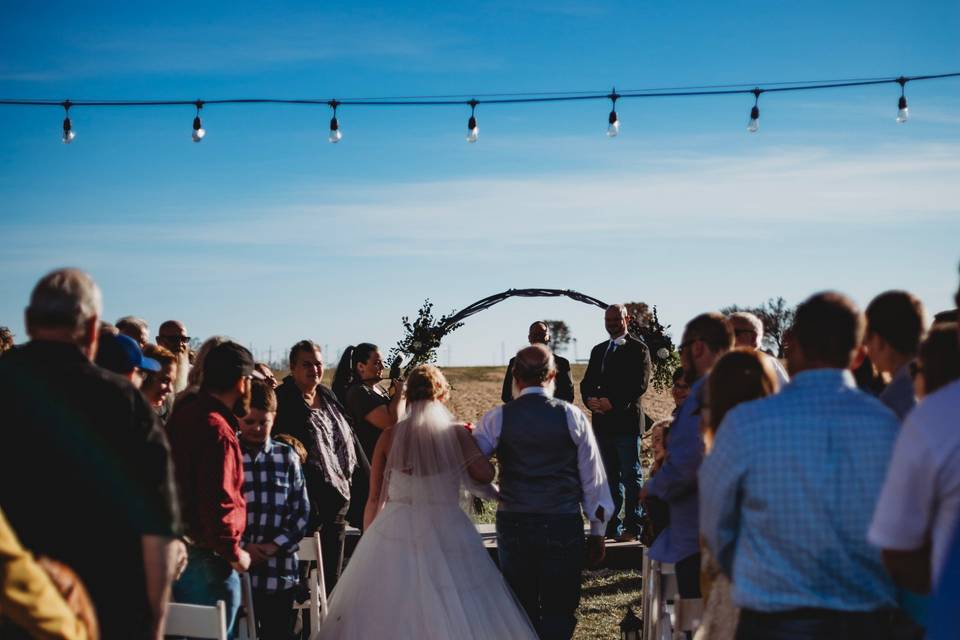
top-left (474, 344), bottom-right (613, 640)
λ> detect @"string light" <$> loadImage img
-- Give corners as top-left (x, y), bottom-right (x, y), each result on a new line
top-left (466, 99), bottom-right (479, 143)
top-left (61, 101), bottom-right (74, 144)
top-left (328, 100), bottom-right (342, 143)
top-left (747, 88), bottom-right (762, 133)
top-left (3, 71), bottom-right (955, 145)
top-left (192, 101), bottom-right (205, 142)
top-left (607, 88), bottom-right (620, 137)
top-left (896, 77), bottom-right (909, 124)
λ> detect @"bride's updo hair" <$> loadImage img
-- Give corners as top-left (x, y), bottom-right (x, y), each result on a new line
top-left (405, 365), bottom-right (450, 402)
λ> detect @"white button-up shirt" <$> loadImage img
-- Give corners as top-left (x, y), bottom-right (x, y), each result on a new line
top-left (473, 386), bottom-right (613, 535)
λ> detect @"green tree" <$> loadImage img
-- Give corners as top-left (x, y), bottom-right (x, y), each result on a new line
top-left (543, 320), bottom-right (572, 354)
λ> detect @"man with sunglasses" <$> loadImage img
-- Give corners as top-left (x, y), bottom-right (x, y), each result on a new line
top-left (157, 319), bottom-right (191, 394)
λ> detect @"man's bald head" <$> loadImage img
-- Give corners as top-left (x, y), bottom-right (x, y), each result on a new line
top-left (513, 344), bottom-right (556, 386)
top-left (157, 320), bottom-right (189, 356)
top-left (528, 321), bottom-right (550, 345)
top-left (605, 304), bottom-right (629, 338)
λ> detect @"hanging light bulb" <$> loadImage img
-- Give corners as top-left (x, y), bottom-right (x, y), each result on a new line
top-left (896, 77), bottom-right (909, 124)
top-left (192, 101), bottom-right (206, 142)
top-left (61, 101), bottom-right (75, 144)
top-left (328, 100), bottom-right (342, 143)
top-left (607, 88), bottom-right (620, 137)
top-left (747, 88), bottom-right (762, 133)
top-left (466, 99), bottom-right (479, 143)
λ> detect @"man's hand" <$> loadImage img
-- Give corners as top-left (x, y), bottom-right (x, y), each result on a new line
top-left (172, 540), bottom-right (188, 580)
top-left (246, 542), bottom-right (279, 566)
top-left (230, 549), bottom-right (251, 573)
top-left (586, 397), bottom-right (604, 413)
top-left (586, 535), bottom-right (606, 568)
top-left (596, 397), bottom-right (614, 413)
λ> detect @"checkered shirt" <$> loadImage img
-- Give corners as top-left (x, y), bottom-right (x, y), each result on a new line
top-left (241, 439), bottom-right (310, 592)
top-left (699, 369), bottom-right (899, 612)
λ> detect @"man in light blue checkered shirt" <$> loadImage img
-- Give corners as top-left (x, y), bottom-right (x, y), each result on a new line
top-left (700, 292), bottom-right (900, 639)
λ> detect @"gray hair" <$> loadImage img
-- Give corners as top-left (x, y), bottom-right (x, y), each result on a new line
top-left (116, 316), bottom-right (148, 336)
top-left (25, 268), bottom-right (102, 337)
top-left (513, 344), bottom-right (556, 384)
top-left (728, 311), bottom-right (764, 348)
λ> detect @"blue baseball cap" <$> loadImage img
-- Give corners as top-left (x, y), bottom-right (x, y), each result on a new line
top-left (96, 333), bottom-right (161, 375)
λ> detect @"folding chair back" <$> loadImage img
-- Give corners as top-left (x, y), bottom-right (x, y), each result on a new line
top-left (237, 571), bottom-right (258, 640)
top-left (164, 600), bottom-right (228, 639)
top-left (292, 532), bottom-right (327, 633)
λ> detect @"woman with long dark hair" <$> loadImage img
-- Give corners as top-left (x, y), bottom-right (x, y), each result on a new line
top-left (336, 343), bottom-right (405, 529)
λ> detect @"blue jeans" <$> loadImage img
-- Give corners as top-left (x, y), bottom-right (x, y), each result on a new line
top-left (496, 512), bottom-right (584, 640)
top-left (597, 433), bottom-right (642, 537)
top-left (173, 547), bottom-right (242, 638)
top-left (736, 608), bottom-right (898, 640)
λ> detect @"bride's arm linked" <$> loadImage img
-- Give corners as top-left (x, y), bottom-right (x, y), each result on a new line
top-left (363, 428), bottom-right (393, 530)
top-left (457, 427), bottom-right (495, 484)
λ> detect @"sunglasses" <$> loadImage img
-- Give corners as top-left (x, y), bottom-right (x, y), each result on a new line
top-left (160, 335), bottom-right (191, 343)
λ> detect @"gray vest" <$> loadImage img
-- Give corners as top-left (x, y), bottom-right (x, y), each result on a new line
top-left (498, 393), bottom-right (582, 515)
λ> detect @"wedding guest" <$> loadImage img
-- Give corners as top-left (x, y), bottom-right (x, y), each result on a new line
top-left (502, 321), bottom-right (575, 403)
top-left (94, 332), bottom-right (160, 389)
top-left (869, 309), bottom-right (960, 596)
top-left (339, 343), bottom-right (404, 529)
top-left (167, 341), bottom-right (253, 635)
top-left (255, 362), bottom-right (278, 389)
top-left (0, 268), bottom-right (181, 639)
top-left (141, 344), bottom-right (177, 422)
top-left (116, 316), bottom-right (149, 348)
top-left (156, 320), bottom-right (191, 394)
top-left (696, 349), bottom-right (778, 640)
top-left (701, 292), bottom-right (899, 639)
top-left (640, 419), bottom-right (671, 547)
top-left (727, 311), bottom-right (789, 385)
top-left (274, 340), bottom-right (357, 592)
top-left (173, 335), bottom-right (226, 410)
top-left (239, 379), bottom-right (310, 640)
top-left (0, 326), bottom-right (14, 355)
top-left (671, 366), bottom-right (690, 411)
top-left (580, 304), bottom-right (651, 542)
top-left (912, 323), bottom-right (960, 398)
top-left (476, 344), bottom-right (613, 640)
top-left (643, 312), bottom-right (732, 599)
top-left (865, 290), bottom-right (927, 419)
top-left (927, 515), bottom-right (960, 640)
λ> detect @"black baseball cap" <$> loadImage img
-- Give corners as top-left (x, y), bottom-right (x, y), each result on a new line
top-left (203, 341), bottom-right (255, 389)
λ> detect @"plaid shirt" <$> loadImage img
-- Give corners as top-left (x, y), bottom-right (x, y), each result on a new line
top-left (699, 369), bottom-right (899, 612)
top-left (241, 439), bottom-right (310, 592)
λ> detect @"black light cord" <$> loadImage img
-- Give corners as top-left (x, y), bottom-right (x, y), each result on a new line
top-left (1, 71), bottom-right (957, 109)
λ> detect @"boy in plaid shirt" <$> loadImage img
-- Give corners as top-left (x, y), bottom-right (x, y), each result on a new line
top-left (240, 379), bottom-right (310, 639)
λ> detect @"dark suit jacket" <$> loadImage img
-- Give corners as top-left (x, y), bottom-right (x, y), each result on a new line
top-left (501, 353), bottom-right (575, 403)
top-left (579, 335), bottom-right (651, 436)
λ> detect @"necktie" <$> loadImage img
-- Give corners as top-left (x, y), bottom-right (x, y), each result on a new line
top-left (602, 340), bottom-right (617, 372)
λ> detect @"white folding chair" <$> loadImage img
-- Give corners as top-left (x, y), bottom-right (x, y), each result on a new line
top-left (672, 598), bottom-right (704, 639)
top-left (237, 572), bottom-right (258, 640)
top-left (292, 532), bottom-right (327, 637)
top-left (163, 600), bottom-right (227, 640)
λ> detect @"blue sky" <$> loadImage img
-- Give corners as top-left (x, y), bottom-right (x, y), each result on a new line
top-left (1, 1), bottom-right (958, 366)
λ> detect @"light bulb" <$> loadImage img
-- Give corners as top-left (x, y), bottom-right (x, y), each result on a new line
top-left (62, 118), bottom-right (75, 144)
top-left (467, 115), bottom-right (479, 143)
top-left (329, 116), bottom-right (341, 143)
top-left (747, 105), bottom-right (760, 133)
top-left (607, 110), bottom-right (620, 137)
top-left (896, 96), bottom-right (908, 124)
top-left (192, 116), bottom-right (205, 142)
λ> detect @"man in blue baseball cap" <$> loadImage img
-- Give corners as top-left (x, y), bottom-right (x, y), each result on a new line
top-left (96, 331), bottom-right (161, 389)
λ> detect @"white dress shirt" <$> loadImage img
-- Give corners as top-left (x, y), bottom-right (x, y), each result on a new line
top-left (474, 386), bottom-right (614, 535)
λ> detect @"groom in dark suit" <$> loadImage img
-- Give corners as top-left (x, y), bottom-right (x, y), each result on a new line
top-left (580, 304), bottom-right (651, 542)
top-left (501, 321), bottom-right (575, 403)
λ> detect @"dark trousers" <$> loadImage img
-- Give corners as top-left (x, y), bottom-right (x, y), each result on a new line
top-left (497, 512), bottom-right (584, 640)
top-left (251, 588), bottom-right (297, 640)
top-left (675, 552), bottom-right (702, 598)
top-left (308, 481), bottom-right (349, 594)
top-left (736, 608), bottom-right (898, 640)
top-left (597, 433), bottom-right (642, 537)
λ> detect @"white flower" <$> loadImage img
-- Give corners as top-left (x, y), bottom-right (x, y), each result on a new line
top-left (656, 347), bottom-right (670, 360)
top-left (412, 341), bottom-right (423, 351)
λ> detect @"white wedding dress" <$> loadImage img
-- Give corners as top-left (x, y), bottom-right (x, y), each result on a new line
top-left (317, 402), bottom-right (537, 639)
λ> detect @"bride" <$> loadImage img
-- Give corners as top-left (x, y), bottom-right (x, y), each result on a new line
top-left (317, 365), bottom-right (538, 639)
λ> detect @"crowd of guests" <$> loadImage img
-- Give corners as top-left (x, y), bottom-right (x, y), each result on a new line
top-left (1, 264), bottom-right (958, 640)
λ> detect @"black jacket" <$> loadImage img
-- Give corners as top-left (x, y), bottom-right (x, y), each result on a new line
top-left (579, 335), bottom-right (651, 436)
top-left (501, 353), bottom-right (575, 403)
